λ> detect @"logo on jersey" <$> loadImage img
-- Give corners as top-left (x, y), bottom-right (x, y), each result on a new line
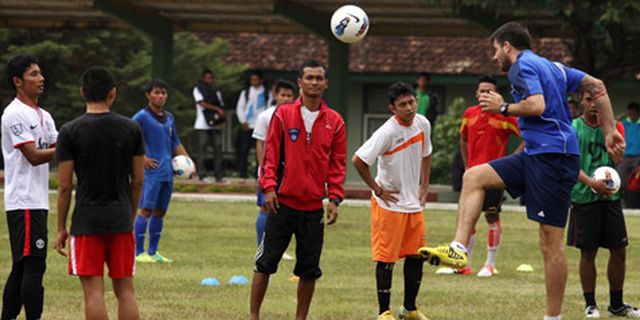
top-left (35, 239), bottom-right (45, 249)
top-left (30, 124), bottom-right (38, 130)
top-left (288, 128), bottom-right (300, 142)
top-left (37, 138), bottom-right (49, 150)
top-left (10, 124), bottom-right (23, 136)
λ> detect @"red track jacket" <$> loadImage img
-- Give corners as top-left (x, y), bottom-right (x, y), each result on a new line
top-left (260, 98), bottom-right (346, 211)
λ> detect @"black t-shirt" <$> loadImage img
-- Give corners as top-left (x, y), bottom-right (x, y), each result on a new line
top-left (56, 112), bottom-right (144, 235)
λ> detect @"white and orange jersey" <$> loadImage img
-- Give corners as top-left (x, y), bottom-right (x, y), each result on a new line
top-left (355, 114), bottom-right (432, 212)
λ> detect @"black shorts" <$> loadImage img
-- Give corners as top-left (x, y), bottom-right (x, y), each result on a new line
top-left (6, 210), bottom-right (48, 262)
top-left (483, 189), bottom-right (504, 213)
top-left (567, 200), bottom-right (628, 250)
top-left (254, 204), bottom-right (324, 279)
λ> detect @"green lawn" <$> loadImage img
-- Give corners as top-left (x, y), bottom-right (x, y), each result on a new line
top-left (1, 198), bottom-right (639, 319)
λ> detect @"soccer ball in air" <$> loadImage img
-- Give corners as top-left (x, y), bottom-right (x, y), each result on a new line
top-left (330, 5), bottom-right (369, 44)
top-left (172, 155), bottom-right (195, 179)
top-left (591, 166), bottom-right (621, 193)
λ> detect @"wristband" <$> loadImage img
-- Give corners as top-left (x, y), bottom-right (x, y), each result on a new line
top-left (374, 188), bottom-right (383, 197)
top-left (499, 103), bottom-right (510, 116)
top-left (329, 198), bottom-right (341, 206)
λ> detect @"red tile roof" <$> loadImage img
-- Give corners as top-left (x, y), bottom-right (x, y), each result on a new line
top-left (200, 32), bottom-right (571, 76)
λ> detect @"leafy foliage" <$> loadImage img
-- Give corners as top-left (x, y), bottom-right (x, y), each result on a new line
top-left (433, 0), bottom-right (640, 80)
top-left (0, 29), bottom-right (246, 145)
top-left (430, 97), bottom-right (466, 184)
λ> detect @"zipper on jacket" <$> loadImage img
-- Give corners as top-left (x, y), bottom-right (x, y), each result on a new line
top-left (306, 110), bottom-right (325, 147)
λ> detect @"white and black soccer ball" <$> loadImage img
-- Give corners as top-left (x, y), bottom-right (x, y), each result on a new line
top-left (172, 155), bottom-right (195, 179)
top-left (591, 166), bottom-right (621, 193)
top-left (330, 5), bottom-right (369, 44)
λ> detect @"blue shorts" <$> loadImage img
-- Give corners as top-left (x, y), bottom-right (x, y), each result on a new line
top-left (139, 180), bottom-right (173, 212)
top-left (256, 185), bottom-right (265, 207)
top-left (489, 152), bottom-right (579, 227)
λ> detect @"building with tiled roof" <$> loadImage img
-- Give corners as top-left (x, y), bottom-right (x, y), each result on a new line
top-left (200, 32), bottom-right (637, 183)
top-left (203, 33), bottom-right (572, 76)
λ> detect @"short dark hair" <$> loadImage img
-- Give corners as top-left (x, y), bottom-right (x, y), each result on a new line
top-left (6, 54), bottom-right (39, 91)
top-left (490, 21), bottom-right (532, 50)
top-left (477, 75), bottom-right (497, 87)
top-left (144, 78), bottom-right (168, 93)
top-left (387, 82), bottom-right (415, 104)
top-left (628, 101), bottom-right (640, 112)
top-left (250, 69), bottom-right (264, 79)
top-left (298, 60), bottom-right (326, 78)
top-left (417, 72), bottom-right (430, 81)
top-left (81, 66), bottom-right (116, 103)
top-left (273, 79), bottom-right (295, 94)
top-left (201, 68), bottom-right (214, 78)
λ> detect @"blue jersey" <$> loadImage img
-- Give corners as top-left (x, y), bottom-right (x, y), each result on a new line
top-left (508, 50), bottom-right (586, 156)
top-left (132, 107), bottom-right (181, 181)
top-left (621, 117), bottom-right (640, 157)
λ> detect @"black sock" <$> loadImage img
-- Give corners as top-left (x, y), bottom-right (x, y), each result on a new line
top-left (610, 290), bottom-right (624, 310)
top-left (21, 258), bottom-right (46, 320)
top-left (376, 262), bottom-right (394, 315)
top-left (583, 291), bottom-right (596, 307)
top-left (2, 261), bottom-right (24, 320)
top-left (403, 257), bottom-right (423, 311)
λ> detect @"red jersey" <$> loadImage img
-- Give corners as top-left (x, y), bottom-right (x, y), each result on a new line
top-left (260, 98), bottom-right (347, 211)
top-left (460, 105), bottom-right (520, 168)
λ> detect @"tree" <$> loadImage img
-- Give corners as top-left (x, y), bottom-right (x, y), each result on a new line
top-left (442, 0), bottom-right (640, 81)
top-left (0, 29), bottom-right (246, 144)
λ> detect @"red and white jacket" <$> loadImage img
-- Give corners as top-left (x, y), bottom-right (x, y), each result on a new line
top-left (260, 98), bottom-right (346, 211)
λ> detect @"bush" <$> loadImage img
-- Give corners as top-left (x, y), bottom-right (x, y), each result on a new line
top-left (430, 97), bottom-right (466, 184)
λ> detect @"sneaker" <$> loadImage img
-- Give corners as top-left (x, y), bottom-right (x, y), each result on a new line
top-left (608, 304), bottom-right (640, 317)
top-left (149, 252), bottom-right (173, 263)
top-left (585, 305), bottom-right (601, 318)
top-left (455, 267), bottom-right (472, 275)
top-left (378, 310), bottom-right (396, 320)
top-left (282, 252), bottom-right (295, 260)
top-left (477, 265), bottom-right (498, 277)
top-left (397, 305), bottom-right (429, 320)
top-left (135, 253), bottom-right (155, 263)
top-left (435, 267), bottom-right (456, 275)
top-left (418, 244), bottom-right (467, 269)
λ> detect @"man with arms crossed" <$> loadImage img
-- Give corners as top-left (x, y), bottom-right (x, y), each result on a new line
top-left (54, 67), bottom-right (144, 320)
top-left (1, 54), bottom-right (57, 320)
top-left (567, 90), bottom-right (640, 318)
top-left (353, 82), bottom-right (432, 320)
top-left (250, 60), bottom-right (346, 320)
top-left (419, 21), bottom-right (625, 320)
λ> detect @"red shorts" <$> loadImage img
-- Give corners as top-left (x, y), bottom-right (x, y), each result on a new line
top-left (69, 232), bottom-right (135, 279)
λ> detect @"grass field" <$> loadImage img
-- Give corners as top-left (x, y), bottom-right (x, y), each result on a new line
top-left (1, 197), bottom-right (639, 319)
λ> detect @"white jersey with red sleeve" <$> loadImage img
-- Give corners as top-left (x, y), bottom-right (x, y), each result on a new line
top-left (1, 98), bottom-right (57, 211)
top-left (355, 114), bottom-right (432, 213)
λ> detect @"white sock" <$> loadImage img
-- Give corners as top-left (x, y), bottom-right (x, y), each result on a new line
top-left (450, 241), bottom-right (467, 253)
top-left (467, 231), bottom-right (477, 268)
top-left (485, 221), bottom-right (501, 267)
top-left (543, 315), bottom-right (561, 320)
